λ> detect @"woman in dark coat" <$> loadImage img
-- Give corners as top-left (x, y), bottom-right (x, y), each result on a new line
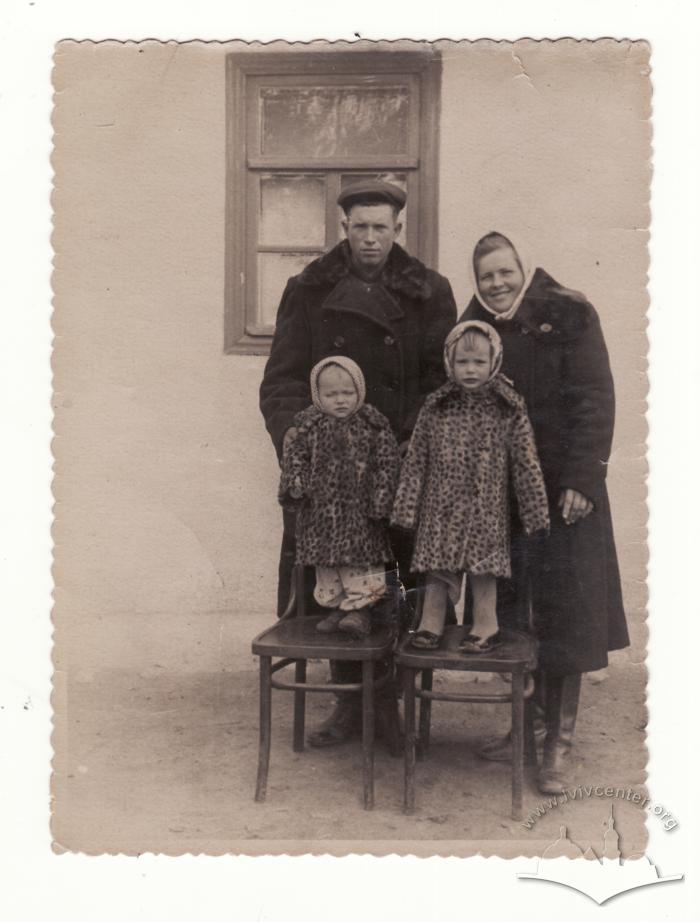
top-left (460, 232), bottom-right (630, 794)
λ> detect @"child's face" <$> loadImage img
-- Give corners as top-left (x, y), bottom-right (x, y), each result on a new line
top-left (452, 335), bottom-right (492, 390)
top-left (475, 246), bottom-right (525, 314)
top-left (317, 365), bottom-right (359, 418)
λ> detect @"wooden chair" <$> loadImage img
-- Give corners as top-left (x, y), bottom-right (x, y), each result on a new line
top-left (398, 622), bottom-right (538, 820)
top-left (252, 564), bottom-right (400, 810)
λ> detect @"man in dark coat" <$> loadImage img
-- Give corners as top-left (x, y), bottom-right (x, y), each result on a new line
top-left (461, 231), bottom-right (629, 793)
top-left (260, 178), bottom-right (457, 745)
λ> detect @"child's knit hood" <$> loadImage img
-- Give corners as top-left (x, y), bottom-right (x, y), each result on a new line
top-left (310, 355), bottom-right (366, 415)
top-left (443, 320), bottom-right (504, 387)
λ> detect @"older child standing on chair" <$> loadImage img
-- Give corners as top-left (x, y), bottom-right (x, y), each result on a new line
top-left (391, 321), bottom-right (549, 652)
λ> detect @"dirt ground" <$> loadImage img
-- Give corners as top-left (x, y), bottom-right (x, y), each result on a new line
top-left (52, 610), bottom-right (648, 857)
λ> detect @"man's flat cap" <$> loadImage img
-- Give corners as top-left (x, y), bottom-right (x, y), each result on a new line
top-left (337, 179), bottom-right (407, 211)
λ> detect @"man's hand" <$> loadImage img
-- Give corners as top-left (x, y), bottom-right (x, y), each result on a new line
top-left (282, 427), bottom-right (299, 454)
top-left (558, 489), bottom-right (593, 525)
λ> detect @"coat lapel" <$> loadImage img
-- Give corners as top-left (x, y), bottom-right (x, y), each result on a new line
top-left (321, 274), bottom-right (403, 333)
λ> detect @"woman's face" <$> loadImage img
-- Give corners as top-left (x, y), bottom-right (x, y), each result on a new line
top-left (475, 246), bottom-right (525, 314)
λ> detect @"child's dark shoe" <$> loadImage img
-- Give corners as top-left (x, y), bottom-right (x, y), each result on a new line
top-left (315, 610), bottom-right (345, 634)
top-left (338, 609), bottom-right (372, 639)
top-left (409, 630), bottom-right (441, 650)
top-left (459, 630), bottom-right (502, 654)
top-left (370, 589), bottom-right (400, 626)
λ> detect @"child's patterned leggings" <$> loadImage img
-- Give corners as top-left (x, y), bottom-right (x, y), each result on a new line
top-left (314, 565), bottom-right (387, 610)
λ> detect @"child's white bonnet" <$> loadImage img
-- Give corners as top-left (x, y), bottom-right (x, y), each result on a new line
top-left (310, 355), bottom-right (366, 413)
top-left (443, 320), bottom-right (504, 384)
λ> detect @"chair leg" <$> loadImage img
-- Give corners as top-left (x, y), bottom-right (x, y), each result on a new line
top-left (418, 668), bottom-right (433, 759)
top-left (293, 659), bottom-right (306, 752)
top-left (403, 666), bottom-right (416, 814)
top-left (255, 656), bottom-right (272, 803)
top-left (362, 660), bottom-right (375, 810)
top-left (511, 671), bottom-right (525, 820)
top-left (381, 670), bottom-right (402, 758)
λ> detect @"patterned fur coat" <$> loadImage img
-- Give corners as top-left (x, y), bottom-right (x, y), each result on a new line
top-left (391, 376), bottom-right (549, 577)
top-left (279, 403), bottom-right (400, 567)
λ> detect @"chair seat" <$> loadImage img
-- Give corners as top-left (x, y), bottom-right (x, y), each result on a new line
top-left (397, 625), bottom-right (537, 673)
top-left (252, 616), bottom-right (396, 660)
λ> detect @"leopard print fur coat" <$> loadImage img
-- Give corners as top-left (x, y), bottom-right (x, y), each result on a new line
top-left (279, 403), bottom-right (400, 567)
top-left (391, 376), bottom-right (549, 577)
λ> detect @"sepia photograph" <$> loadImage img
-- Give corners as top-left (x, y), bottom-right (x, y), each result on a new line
top-left (51, 38), bottom-right (650, 858)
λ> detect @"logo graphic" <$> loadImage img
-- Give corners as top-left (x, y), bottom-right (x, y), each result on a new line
top-left (517, 807), bottom-right (684, 904)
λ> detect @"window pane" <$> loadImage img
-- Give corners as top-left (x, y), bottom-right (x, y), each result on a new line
top-left (260, 86), bottom-right (411, 158)
top-left (337, 172), bottom-right (408, 248)
top-left (259, 174), bottom-right (326, 247)
top-left (256, 251), bottom-right (321, 329)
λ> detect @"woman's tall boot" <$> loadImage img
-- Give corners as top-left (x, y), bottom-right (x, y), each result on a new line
top-left (537, 672), bottom-right (582, 794)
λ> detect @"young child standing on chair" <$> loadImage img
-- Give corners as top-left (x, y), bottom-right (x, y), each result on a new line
top-left (279, 356), bottom-right (400, 639)
top-left (391, 321), bottom-right (549, 653)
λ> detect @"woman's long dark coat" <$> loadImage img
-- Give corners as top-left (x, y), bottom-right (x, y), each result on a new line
top-left (461, 268), bottom-right (629, 674)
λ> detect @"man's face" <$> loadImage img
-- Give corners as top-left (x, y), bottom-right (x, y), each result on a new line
top-left (342, 203), bottom-right (402, 273)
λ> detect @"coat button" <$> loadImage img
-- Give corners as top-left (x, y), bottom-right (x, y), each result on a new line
top-left (384, 335), bottom-right (395, 347)
top-left (333, 336), bottom-right (345, 348)
top-left (540, 323), bottom-right (553, 333)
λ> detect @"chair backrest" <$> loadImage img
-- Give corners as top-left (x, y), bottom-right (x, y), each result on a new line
top-left (294, 564), bottom-right (306, 618)
top-left (279, 563), bottom-right (307, 620)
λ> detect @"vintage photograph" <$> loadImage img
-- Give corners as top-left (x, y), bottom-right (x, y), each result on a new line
top-left (51, 38), bottom-right (650, 857)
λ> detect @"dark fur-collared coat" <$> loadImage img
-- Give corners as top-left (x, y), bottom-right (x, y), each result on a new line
top-left (260, 240), bottom-right (457, 456)
top-left (391, 377), bottom-right (550, 577)
top-left (279, 403), bottom-right (400, 568)
top-left (461, 268), bottom-right (629, 673)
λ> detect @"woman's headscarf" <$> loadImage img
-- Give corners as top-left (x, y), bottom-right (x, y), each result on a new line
top-left (310, 355), bottom-right (366, 414)
top-left (443, 320), bottom-right (503, 386)
top-left (469, 231), bottom-right (535, 322)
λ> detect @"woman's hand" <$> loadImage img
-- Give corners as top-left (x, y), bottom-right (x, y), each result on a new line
top-left (558, 489), bottom-right (593, 525)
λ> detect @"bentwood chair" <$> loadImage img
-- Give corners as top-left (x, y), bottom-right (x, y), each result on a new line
top-left (398, 627), bottom-right (537, 820)
top-left (252, 564), bottom-right (400, 810)
top-left (397, 567), bottom-right (538, 820)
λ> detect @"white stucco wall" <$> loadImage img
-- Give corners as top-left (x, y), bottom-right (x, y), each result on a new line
top-left (53, 40), bottom-right (649, 633)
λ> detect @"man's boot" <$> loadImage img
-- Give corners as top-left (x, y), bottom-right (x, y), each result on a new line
top-left (306, 660), bottom-right (362, 747)
top-left (477, 670), bottom-right (546, 761)
top-left (306, 659), bottom-right (401, 751)
top-left (537, 673), bottom-right (582, 794)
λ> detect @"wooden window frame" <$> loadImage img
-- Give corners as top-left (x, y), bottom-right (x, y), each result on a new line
top-left (224, 50), bottom-right (442, 355)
